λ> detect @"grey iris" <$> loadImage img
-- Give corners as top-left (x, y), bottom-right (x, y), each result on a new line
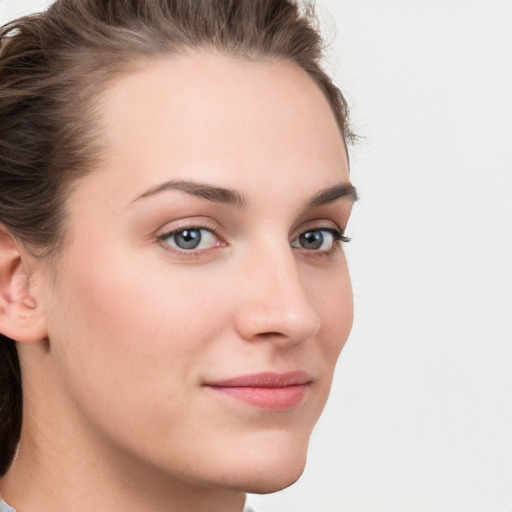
top-left (175, 229), bottom-right (202, 249)
top-left (299, 230), bottom-right (323, 250)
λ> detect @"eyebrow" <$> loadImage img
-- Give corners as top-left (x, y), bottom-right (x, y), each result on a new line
top-left (130, 179), bottom-right (357, 208)
top-left (130, 180), bottom-right (247, 208)
top-left (306, 182), bottom-right (358, 209)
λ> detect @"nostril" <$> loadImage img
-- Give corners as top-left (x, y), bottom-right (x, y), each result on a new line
top-left (258, 332), bottom-right (282, 338)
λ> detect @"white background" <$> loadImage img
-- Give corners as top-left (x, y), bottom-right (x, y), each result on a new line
top-left (1, 1), bottom-right (511, 511)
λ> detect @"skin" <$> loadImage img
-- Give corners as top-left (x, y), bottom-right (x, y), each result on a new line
top-left (0, 53), bottom-right (355, 512)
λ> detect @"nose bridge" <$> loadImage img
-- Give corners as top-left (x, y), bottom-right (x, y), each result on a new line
top-left (235, 235), bottom-right (321, 343)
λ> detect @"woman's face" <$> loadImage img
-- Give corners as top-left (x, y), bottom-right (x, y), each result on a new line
top-left (36, 53), bottom-right (355, 493)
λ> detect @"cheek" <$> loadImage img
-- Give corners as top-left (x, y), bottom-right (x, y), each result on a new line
top-left (43, 251), bottom-right (238, 450)
top-left (309, 261), bottom-right (353, 363)
top-left (53, 259), bottom-right (227, 361)
top-left (45, 245), bottom-right (233, 404)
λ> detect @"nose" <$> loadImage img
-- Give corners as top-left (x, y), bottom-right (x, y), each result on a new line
top-left (234, 242), bottom-right (321, 347)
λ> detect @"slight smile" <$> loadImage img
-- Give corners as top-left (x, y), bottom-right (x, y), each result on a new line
top-left (204, 371), bottom-right (313, 411)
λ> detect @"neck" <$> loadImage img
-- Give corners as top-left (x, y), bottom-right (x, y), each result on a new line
top-left (0, 349), bottom-right (248, 512)
top-left (0, 414), bottom-right (245, 512)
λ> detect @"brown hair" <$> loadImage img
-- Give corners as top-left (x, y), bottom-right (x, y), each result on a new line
top-left (0, 0), bottom-right (354, 475)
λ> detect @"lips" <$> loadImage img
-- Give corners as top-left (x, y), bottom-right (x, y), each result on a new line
top-left (204, 371), bottom-right (312, 411)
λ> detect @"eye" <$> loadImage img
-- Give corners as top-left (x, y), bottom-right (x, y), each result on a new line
top-left (291, 228), bottom-right (346, 251)
top-left (159, 227), bottom-right (219, 251)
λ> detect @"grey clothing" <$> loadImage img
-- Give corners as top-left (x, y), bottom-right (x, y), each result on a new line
top-left (0, 500), bottom-right (16, 512)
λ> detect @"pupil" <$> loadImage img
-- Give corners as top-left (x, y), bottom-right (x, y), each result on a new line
top-left (300, 231), bottom-right (323, 250)
top-left (175, 229), bottom-right (201, 249)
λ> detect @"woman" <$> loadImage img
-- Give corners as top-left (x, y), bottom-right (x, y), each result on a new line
top-left (0, 0), bottom-right (357, 510)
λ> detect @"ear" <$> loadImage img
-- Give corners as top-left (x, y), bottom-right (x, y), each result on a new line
top-left (0, 225), bottom-right (47, 343)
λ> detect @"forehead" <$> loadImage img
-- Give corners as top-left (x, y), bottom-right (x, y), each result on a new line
top-left (91, 52), bottom-right (348, 199)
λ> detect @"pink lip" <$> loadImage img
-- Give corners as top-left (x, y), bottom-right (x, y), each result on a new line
top-left (204, 371), bottom-right (312, 411)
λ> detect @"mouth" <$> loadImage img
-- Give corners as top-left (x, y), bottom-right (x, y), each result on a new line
top-left (203, 371), bottom-right (312, 411)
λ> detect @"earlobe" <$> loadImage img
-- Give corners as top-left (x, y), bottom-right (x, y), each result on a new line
top-left (0, 225), bottom-right (48, 344)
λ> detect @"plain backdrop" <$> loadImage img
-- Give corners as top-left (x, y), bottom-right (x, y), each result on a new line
top-left (1, 1), bottom-right (511, 511)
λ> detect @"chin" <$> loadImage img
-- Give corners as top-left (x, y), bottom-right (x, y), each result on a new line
top-left (239, 464), bottom-right (306, 494)
top-left (219, 437), bottom-right (309, 494)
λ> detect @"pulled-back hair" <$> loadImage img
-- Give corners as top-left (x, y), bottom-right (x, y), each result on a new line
top-left (0, 0), bottom-right (353, 475)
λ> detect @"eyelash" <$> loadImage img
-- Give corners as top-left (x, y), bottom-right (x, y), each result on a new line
top-left (296, 228), bottom-right (350, 259)
top-left (157, 223), bottom-right (223, 256)
top-left (157, 224), bottom-right (350, 257)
